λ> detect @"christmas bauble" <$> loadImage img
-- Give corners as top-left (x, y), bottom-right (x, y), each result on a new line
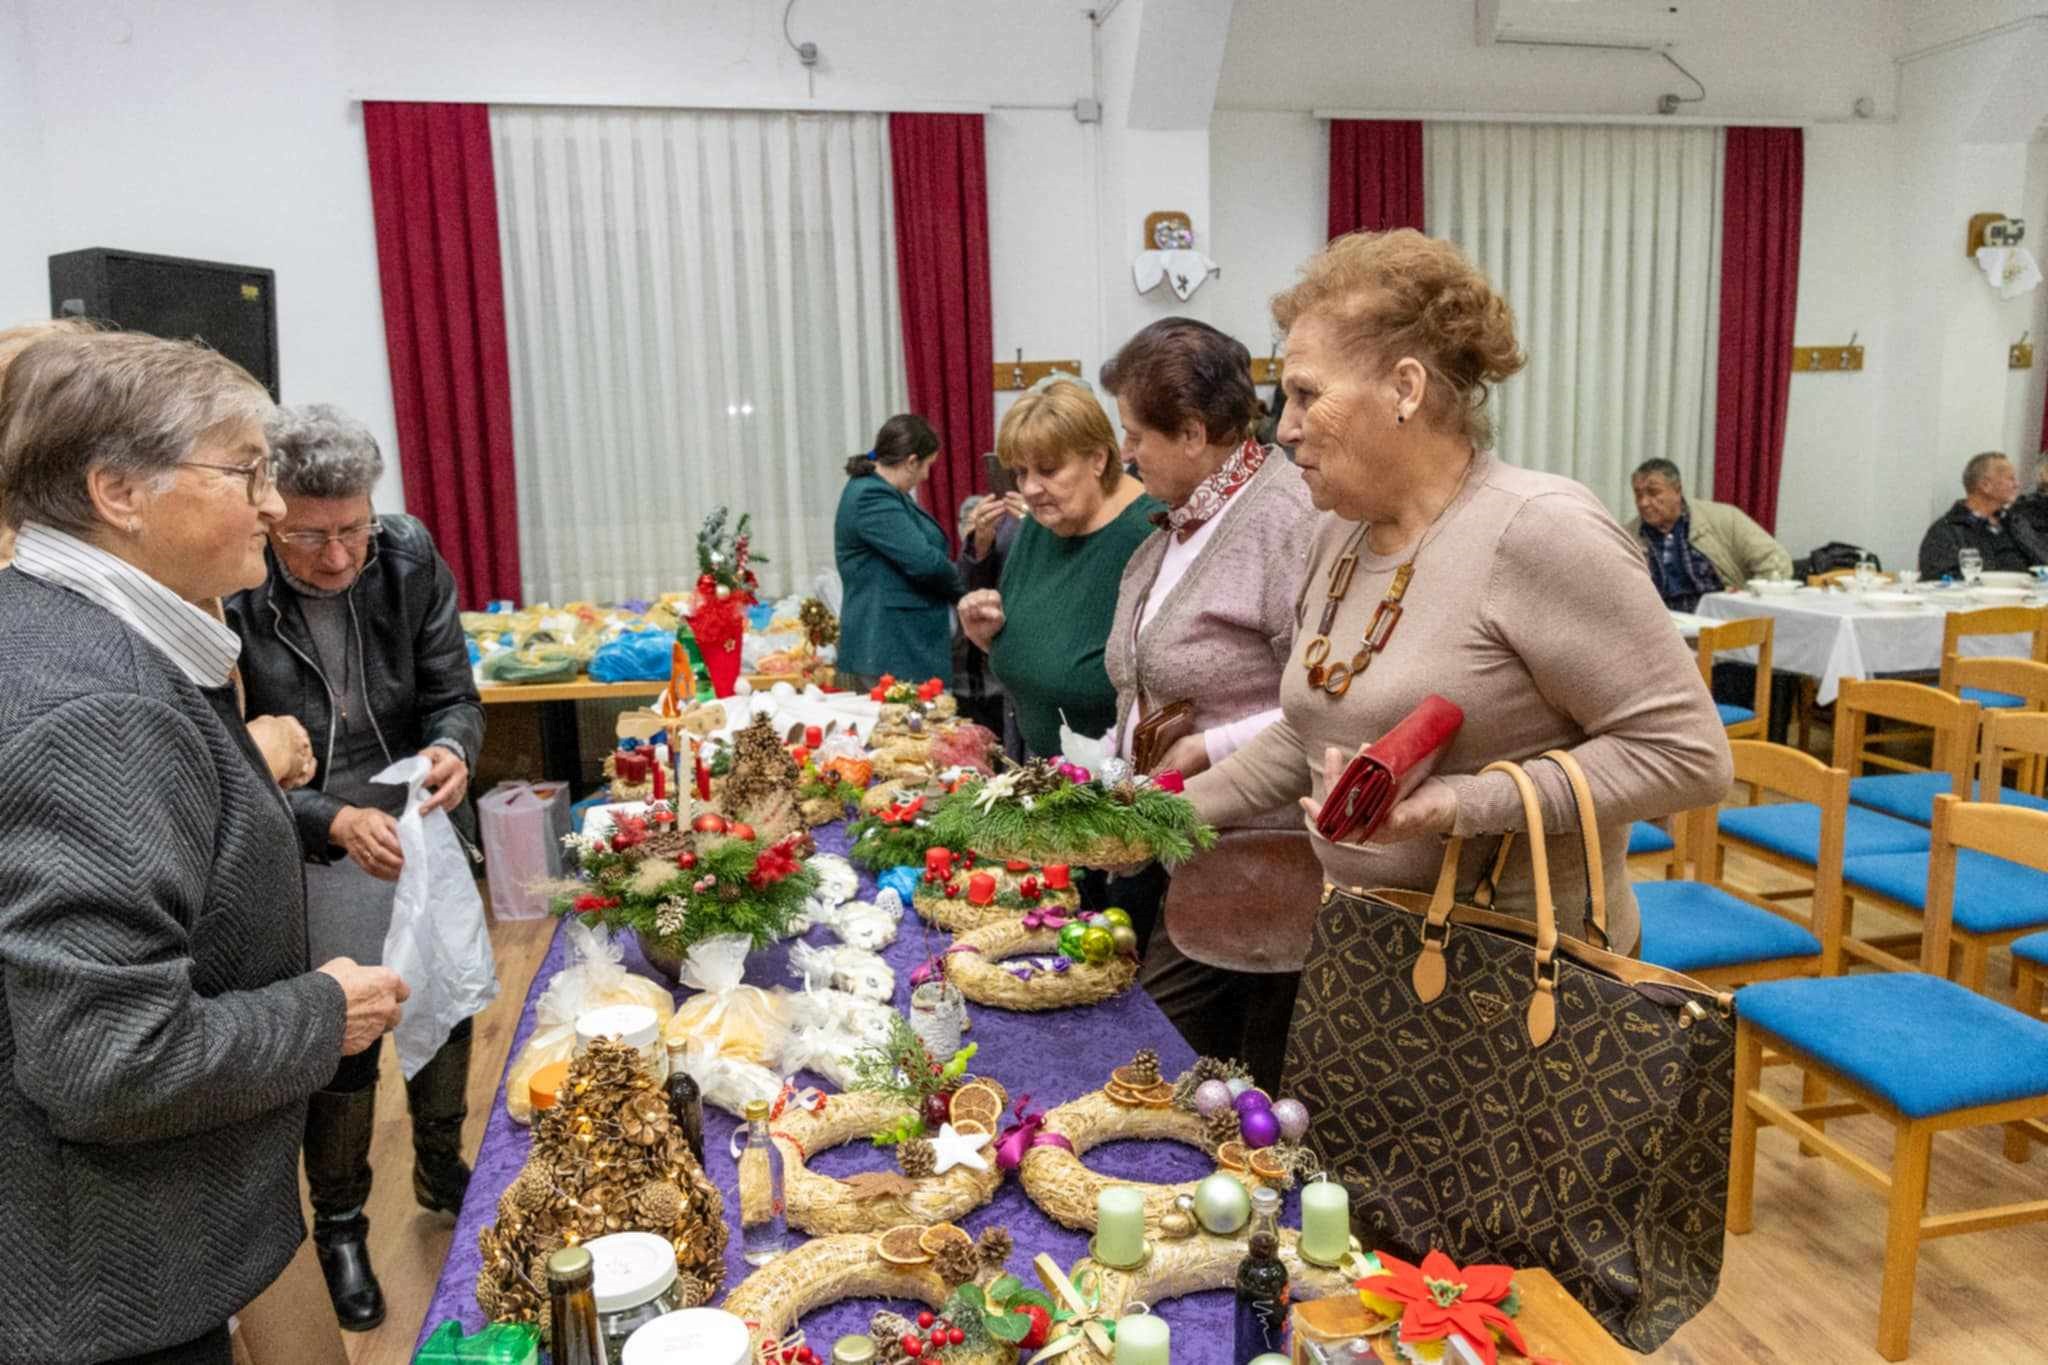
top-left (1226, 1076), bottom-right (1252, 1098)
top-left (1078, 926), bottom-right (1114, 965)
top-left (727, 822), bottom-right (757, 842)
top-left (1271, 1097), bottom-right (1310, 1142)
top-left (691, 812), bottom-right (729, 835)
top-left (1239, 1106), bottom-right (1281, 1149)
top-left (1098, 907), bottom-right (1133, 929)
top-left (1193, 1173), bottom-right (1251, 1235)
top-left (1056, 923), bottom-right (1090, 961)
top-left (1233, 1088), bottom-right (1272, 1117)
top-left (1193, 1079), bottom-right (1234, 1118)
top-left (1108, 924), bottom-right (1139, 958)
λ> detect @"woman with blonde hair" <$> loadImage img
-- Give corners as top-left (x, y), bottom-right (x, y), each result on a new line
top-left (1188, 229), bottom-right (1729, 954)
top-left (959, 380), bottom-right (1159, 758)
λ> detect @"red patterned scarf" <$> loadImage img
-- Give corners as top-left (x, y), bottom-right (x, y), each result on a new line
top-left (1158, 438), bottom-right (1268, 542)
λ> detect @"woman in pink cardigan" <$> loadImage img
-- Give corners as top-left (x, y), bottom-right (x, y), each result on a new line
top-left (1098, 317), bottom-right (1319, 1089)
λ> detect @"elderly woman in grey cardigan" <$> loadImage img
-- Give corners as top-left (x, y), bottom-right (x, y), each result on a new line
top-left (1098, 317), bottom-right (1318, 1090)
top-left (0, 331), bottom-right (406, 1365)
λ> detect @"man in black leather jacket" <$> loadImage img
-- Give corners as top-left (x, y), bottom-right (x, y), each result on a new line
top-left (225, 404), bottom-right (485, 1332)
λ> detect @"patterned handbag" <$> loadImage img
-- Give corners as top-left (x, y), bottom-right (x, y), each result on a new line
top-left (1281, 752), bottom-right (1736, 1352)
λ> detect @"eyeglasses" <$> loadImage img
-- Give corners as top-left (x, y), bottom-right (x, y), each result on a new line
top-left (276, 520), bottom-right (382, 552)
top-left (180, 458), bottom-right (276, 504)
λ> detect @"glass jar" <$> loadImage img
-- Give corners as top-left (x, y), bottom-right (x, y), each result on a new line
top-left (586, 1232), bottom-right (683, 1358)
top-left (909, 980), bottom-right (966, 1057)
top-left (576, 1003), bottom-right (669, 1085)
top-left (621, 1308), bottom-right (754, 1365)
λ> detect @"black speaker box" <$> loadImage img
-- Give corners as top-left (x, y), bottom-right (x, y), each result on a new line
top-left (48, 247), bottom-right (279, 399)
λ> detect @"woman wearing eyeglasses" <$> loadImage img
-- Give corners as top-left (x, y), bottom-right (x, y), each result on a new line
top-left (225, 402), bottom-right (485, 1332)
top-left (0, 333), bottom-right (408, 1364)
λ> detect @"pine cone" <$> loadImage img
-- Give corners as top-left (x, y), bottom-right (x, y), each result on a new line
top-left (621, 1092), bottom-right (671, 1146)
top-left (898, 1138), bottom-right (937, 1179)
top-left (935, 1239), bottom-right (981, 1287)
top-left (1173, 1055), bottom-right (1246, 1110)
top-left (872, 1311), bottom-right (919, 1365)
top-left (507, 1169), bottom-right (551, 1214)
top-left (1130, 1048), bottom-right (1160, 1087)
top-left (1205, 1110), bottom-right (1241, 1147)
top-left (634, 1181), bottom-right (685, 1226)
top-left (976, 1226), bottom-right (1013, 1268)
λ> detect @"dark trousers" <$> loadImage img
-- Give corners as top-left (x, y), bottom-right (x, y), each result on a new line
top-left (102, 1324), bottom-right (231, 1365)
top-left (1710, 661), bottom-right (1797, 745)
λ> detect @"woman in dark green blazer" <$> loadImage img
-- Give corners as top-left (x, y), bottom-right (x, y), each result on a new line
top-left (833, 414), bottom-right (965, 689)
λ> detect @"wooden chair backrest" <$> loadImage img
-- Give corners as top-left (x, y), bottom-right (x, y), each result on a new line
top-left (1938, 605), bottom-right (2048, 690)
top-left (1978, 710), bottom-right (2048, 799)
top-left (1948, 656), bottom-right (2048, 709)
top-left (1695, 616), bottom-right (1773, 730)
top-left (1926, 794), bottom-right (2048, 969)
top-left (1830, 678), bottom-right (1980, 783)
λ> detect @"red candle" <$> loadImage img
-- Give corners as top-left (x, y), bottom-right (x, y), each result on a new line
top-left (694, 745), bottom-right (712, 800)
top-left (1044, 863), bottom-right (1072, 890)
top-left (615, 750), bottom-right (650, 784)
top-left (966, 872), bottom-right (997, 906)
top-left (805, 724), bottom-right (824, 748)
top-left (925, 847), bottom-right (956, 880)
top-left (650, 759), bottom-right (666, 802)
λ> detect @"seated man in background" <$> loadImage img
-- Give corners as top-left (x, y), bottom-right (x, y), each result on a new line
top-left (1919, 451), bottom-right (2048, 578)
top-left (2008, 456), bottom-right (2048, 549)
top-left (1627, 458), bottom-right (1792, 610)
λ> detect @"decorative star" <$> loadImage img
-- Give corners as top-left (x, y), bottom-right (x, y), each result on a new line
top-left (927, 1122), bottom-right (993, 1175)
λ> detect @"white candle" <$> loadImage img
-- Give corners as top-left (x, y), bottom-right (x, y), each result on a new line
top-left (1094, 1185), bottom-right (1146, 1267)
top-left (1300, 1176), bottom-right (1351, 1265)
top-left (1113, 1310), bottom-right (1169, 1365)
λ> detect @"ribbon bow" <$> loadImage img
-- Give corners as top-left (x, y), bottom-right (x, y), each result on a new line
top-left (878, 795), bottom-right (927, 826)
top-left (1028, 1254), bottom-right (1115, 1361)
top-left (768, 1079), bottom-right (828, 1121)
top-left (995, 1094), bottom-right (1073, 1174)
top-left (908, 944), bottom-right (980, 988)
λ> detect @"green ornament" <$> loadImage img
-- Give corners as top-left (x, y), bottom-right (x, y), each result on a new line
top-left (1079, 925), bottom-right (1115, 965)
top-left (1109, 924), bottom-right (1139, 958)
top-left (1057, 922), bottom-right (1090, 961)
top-left (673, 621), bottom-right (716, 703)
top-left (1099, 907), bottom-right (1133, 929)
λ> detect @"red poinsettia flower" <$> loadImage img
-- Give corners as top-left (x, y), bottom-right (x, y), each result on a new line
top-left (572, 894), bottom-right (620, 915)
top-left (1358, 1250), bottom-right (1527, 1365)
top-left (1154, 770), bottom-right (1185, 794)
top-left (878, 795), bottom-right (927, 826)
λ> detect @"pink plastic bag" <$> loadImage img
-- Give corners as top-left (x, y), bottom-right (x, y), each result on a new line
top-left (479, 780), bottom-right (570, 920)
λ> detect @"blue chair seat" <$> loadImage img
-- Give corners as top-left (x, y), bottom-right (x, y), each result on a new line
top-left (1960, 686), bottom-right (2027, 710)
top-left (1841, 849), bottom-right (2048, 935)
top-left (1736, 973), bottom-right (2048, 1118)
top-left (1848, 772), bottom-right (2048, 826)
top-left (1627, 821), bottom-right (1675, 856)
top-left (2015, 931), bottom-right (2048, 969)
top-left (1636, 881), bottom-right (1822, 974)
top-left (1719, 802), bottom-right (1930, 864)
top-left (1716, 702), bottom-right (1756, 727)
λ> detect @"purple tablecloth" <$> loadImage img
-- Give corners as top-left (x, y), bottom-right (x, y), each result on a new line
top-left (417, 823), bottom-right (1293, 1361)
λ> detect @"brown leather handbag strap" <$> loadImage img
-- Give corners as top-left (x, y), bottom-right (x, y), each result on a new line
top-left (1541, 748), bottom-right (1608, 949)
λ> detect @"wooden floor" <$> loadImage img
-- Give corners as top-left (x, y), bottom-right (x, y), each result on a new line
top-left (336, 852), bottom-right (2048, 1365)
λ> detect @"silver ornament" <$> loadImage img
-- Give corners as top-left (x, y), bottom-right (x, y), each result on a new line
top-left (1099, 757), bottom-right (1131, 786)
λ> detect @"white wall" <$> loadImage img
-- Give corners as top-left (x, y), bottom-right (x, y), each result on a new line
top-left (0, 0), bottom-right (50, 325)
top-left (1206, 109), bottom-right (1324, 358)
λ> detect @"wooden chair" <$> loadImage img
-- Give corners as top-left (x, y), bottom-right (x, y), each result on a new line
top-left (1728, 957), bottom-right (2048, 1357)
top-left (1836, 679), bottom-right (1982, 817)
top-left (1695, 616), bottom-right (1773, 740)
top-left (1837, 712), bottom-right (2048, 986)
top-left (1806, 567), bottom-right (1894, 589)
top-left (1636, 741), bottom-right (1845, 987)
top-left (1624, 820), bottom-right (1681, 879)
top-left (1944, 655), bottom-right (2048, 798)
top-left (1937, 606), bottom-right (2047, 710)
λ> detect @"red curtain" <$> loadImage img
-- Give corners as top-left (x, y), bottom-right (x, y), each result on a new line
top-left (1713, 127), bottom-right (1804, 533)
top-left (889, 112), bottom-right (993, 550)
top-left (362, 102), bottom-right (521, 608)
top-left (1327, 120), bottom-right (1426, 240)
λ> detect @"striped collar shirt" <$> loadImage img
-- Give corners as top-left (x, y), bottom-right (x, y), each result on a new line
top-left (10, 522), bottom-right (242, 688)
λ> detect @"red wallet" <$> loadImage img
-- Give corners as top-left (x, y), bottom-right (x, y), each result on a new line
top-left (1314, 694), bottom-right (1466, 844)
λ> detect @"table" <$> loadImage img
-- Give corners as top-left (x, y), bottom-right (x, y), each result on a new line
top-left (1695, 588), bottom-right (2038, 704)
top-left (420, 821), bottom-right (1266, 1358)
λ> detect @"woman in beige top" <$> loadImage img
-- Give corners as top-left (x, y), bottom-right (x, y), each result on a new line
top-left (1187, 231), bottom-right (1730, 955)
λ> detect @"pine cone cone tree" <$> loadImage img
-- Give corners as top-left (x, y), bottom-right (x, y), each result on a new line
top-left (935, 1239), bottom-right (981, 1287)
top-left (976, 1226), bottom-right (1014, 1268)
top-left (898, 1138), bottom-right (937, 1179)
top-left (1130, 1048), bottom-right (1160, 1087)
top-left (1205, 1110), bottom-right (1241, 1147)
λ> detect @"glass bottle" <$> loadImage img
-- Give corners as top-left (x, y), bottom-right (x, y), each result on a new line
top-left (734, 1098), bottom-right (790, 1265)
top-left (546, 1245), bottom-right (610, 1365)
top-left (1232, 1185), bottom-right (1291, 1362)
top-left (665, 1069), bottom-right (706, 1168)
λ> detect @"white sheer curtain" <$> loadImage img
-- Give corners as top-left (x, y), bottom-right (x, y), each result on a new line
top-left (1425, 123), bottom-right (1723, 513)
top-left (492, 107), bottom-right (907, 604)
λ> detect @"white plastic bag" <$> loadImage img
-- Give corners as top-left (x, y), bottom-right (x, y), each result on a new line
top-left (808, 889), bottom-right (903, 952)
top-left (784, 984), bottom-right (900, 1088)
top-left (375, 755), bottom-right (500, 1080)
top-left (664, 934), bottom-right (793, 1066)
top-left (788, 940), bottom-right (895, 1002)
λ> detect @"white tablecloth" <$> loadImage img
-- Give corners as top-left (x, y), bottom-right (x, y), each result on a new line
top-left (1694, 587), bottom-right (2039, 703)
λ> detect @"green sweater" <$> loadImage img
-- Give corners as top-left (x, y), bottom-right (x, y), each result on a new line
top-left (991, 494), bottom-right (1162, 757)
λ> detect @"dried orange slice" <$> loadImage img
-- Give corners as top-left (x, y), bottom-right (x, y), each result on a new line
top-left (950, 1118), bottom-right (991, 1137)
top-left (1248, 1148), bottom-right (1289, 1182)
top-left (1215, 1140), bottom-right (1249, 1172)
top-left (1109, 1065), bottom-right (1158, 1090)
top-left (1102, 1080), bottom-right (1144, 1107)
top-left (1138, 1082), bottom-right (1176, 1108)
top-left (877, 1224), bottom-right (932, 1265)
top-left (918, 1222), bottom-right (973, 1257)
top-left (949, 1081), bottom-right (1003, 1128)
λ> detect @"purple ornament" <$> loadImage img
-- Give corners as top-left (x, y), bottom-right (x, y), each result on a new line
top-left (1193, 1079), bottom-right (1234, 1118)
top-left (1271, 1096), bottom-right (1310, 1142)
top-left (1233, 1088), bottom-right (1273, 1118)
top-left (1239, 1106), bottom-right (1281, 1149)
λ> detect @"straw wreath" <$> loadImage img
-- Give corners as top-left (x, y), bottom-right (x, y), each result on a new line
top-left (766, 1090), bottom-right (1000, 1235)
top-left (944, 921), bottom-right (1136, 1012)
top-left (1018, 1090), bottom-right (1255, 1227)
top-left (722, 1233), bottom-right (1013, 1363)
top-left (911, 876), bottom-right (1080, 933)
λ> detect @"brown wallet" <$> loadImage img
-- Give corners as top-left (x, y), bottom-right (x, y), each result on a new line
top-left (1131, 698), bottom-right (1196, 774)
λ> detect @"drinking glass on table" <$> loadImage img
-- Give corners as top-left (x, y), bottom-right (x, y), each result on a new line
top-left (1853, 553), bottom-right (1877, 592)
top-left (1959, 548), bottom-right (1984, 586)
top-left (1896, 569), bottom-right (1921, 591)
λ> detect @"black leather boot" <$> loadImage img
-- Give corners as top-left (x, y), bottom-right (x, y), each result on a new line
top-left (406, 1020), bottom-right (475, 1215)
top-left (304, 1087), bottom-right (386, 1331)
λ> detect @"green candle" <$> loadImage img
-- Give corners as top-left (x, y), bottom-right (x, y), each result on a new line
top-left (1095, 1185), bottom-right (1147, 1267)
top-left (1299, 1176), bottom-right (1351, 1265)
top-left (1112, 1310), bottom-right (1169, 1365)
